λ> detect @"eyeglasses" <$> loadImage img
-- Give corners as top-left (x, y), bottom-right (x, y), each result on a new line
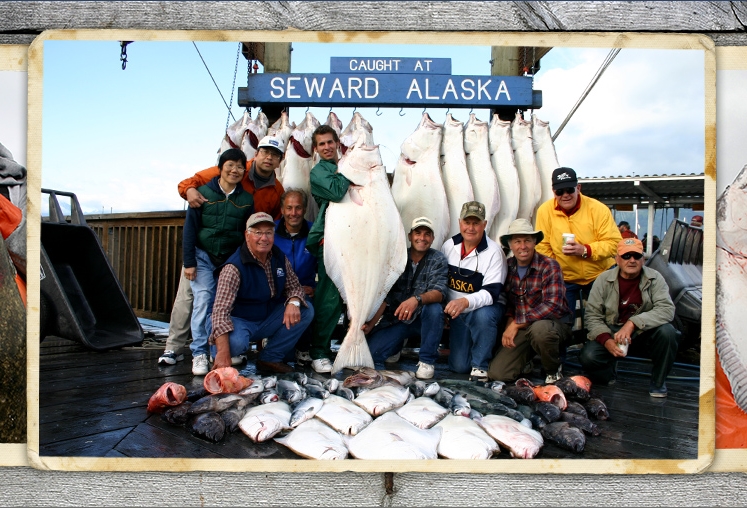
top-left (620, 252), bottom-right (643, 260)
top-left (258, 148), bottom-right (282, 160)
top-left (248, 229), bottom-right (274, 239)
top-left (554, 187), bottom-right (576, 196)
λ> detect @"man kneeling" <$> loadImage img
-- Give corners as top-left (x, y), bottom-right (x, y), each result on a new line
top-left (488, 219), bottom-right (571, 384)
top-left (580, 238), bottom-right (678, 397)
top-left (208, 212), bottom-right (314, 374)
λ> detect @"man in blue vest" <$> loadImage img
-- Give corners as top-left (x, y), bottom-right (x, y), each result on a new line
top-left (208, 212), bottom-right (314, 374)
top-left (274, 188), bottom-right (317, 364)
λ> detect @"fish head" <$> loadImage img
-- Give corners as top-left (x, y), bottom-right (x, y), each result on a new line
top-left (462, 115), bottom-right (488, 154)
top-left (325, 111), bottom-right (343, 136)
top-left (400, 113), bottom-right (442, 162)
top-left (569, 375), bottom-right (592, 393)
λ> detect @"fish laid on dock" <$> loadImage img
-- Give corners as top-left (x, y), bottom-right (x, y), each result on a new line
top-left (147, 382), bottom-right (187, 414)
top-left (275, 419), bottom-right (348, 460)
top-left (434, 414), bottom-right (500, 460)
top-left (346, 412), bottom-right (442, 460)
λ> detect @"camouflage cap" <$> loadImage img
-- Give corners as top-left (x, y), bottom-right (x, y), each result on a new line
top-left (459, 201), bottom-right (486, 221)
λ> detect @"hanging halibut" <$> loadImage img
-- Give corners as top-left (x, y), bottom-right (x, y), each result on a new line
top-left (488, 114), bottom-right (520, 242)
top-left (532, 115), bottom-right (561, 213)
top-left (240, 111), bottom-right (269, 161)
top-left (219, 110), bottom-right (252, 155)
top-left (391, 112), bottom-right (450, 248)
top-left (717, 163), bottom-right (747, 413)
top-left (512, 113), bottom-right (542, 223)
top-left (441, 113), bottom-right (474, 239)
top-left (282, 111), bottom-right (320, 221)
top-left (464, 113), bottom-right (500, 232)
top-left (340, 112), bottom-right (374, 154)
top-left (268, 110), bottom-right (295, 182)
top-left (324, 144), bottom-right (408, 373)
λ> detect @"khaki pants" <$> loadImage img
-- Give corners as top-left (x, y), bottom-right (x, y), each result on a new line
top-left (488, 319), bottom-right (570, 383)
top-left (163, 267), bottom-right (193, 353)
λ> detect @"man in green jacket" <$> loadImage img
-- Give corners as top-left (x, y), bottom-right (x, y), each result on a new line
top-left (306, 125), bottom-right (351, 373)
top-left (580, 238), bottom-right (679, 397)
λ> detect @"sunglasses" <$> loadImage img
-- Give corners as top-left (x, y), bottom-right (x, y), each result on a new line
top-left (554, 187), bottom-right (576, 196)
top-left (620, 252), bottom-right (643, 260)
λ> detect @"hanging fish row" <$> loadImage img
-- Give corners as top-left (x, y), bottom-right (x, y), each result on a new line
top-left (147, 367), bottom-right (609, 460)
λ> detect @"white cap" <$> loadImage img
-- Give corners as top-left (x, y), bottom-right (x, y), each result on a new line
top-left (257, 135), bottom-right (285, 155)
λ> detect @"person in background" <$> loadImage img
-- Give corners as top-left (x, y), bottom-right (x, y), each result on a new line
top-left (180, 148), bottom-right (254, 376)
top-left (580, 238), bottom-right (679, 397)
top-left (690, 215), bottom-right (703, 227)
top-left (158, 136), bottom-right (285, 368)
top-left (363, 217), bottom-right (448, 380)
top-left (534, 167), bottom-right (622, 330)
top-left (618, 220), bottom-right (638, 239)
top-left (488, 219), bottom-right (571, 384)
top-left (273, 188), bottom-right (317, 365)
top-left (208, 212), bottom-right (313, 374)
top-left (441, 201), bottom-right (507, 382)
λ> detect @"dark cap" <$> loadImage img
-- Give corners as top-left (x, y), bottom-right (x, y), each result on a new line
top-left (551, 167), bottom-right (578, 191)
top-left (459, 201), bottom-right (486, 221)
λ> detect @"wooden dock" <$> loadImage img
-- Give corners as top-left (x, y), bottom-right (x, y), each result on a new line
top-left (38, 320), bottom-right (700, 460)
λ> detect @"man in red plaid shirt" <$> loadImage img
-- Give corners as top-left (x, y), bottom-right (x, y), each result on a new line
top-left (488, 219), bottom-right (572, 384)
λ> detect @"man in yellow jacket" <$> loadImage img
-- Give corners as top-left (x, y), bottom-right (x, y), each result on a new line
top-left (534, 167), bottom-right (622, 333)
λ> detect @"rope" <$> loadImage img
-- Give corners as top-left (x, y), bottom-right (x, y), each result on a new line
top-left (192, 42), bottom-right (236, 125)
top-left (552, 48), bottom-right (621, 142)
top-left (225, 42), bottom-right (242, 131)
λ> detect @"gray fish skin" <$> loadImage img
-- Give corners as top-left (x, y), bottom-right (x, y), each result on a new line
top-left (541, 421), bottom-right (585, 453)
top-left (187, 393), bottom-right (244, 415)
top-left (434, 387), bottom-right (455, 408)
top-left (529, 412), bottom-right (547, 431)
top-left (262, 376), bottom-right (278, 389)
top-left (505, 385), bottom-right (536, 406)
top-left (554, 377), bottom-right (590, 401)
top-left (186, 387), bottom-right (209, 402)
top-left (583, 398), bottom-right (610, 420)
top-left (188, 412), bottom-right (226, 443)
top-left (161, 402), bottom-right (192, 425)
top-left (517, 404), bottom-right (534, 420)
top-left (335, 386), bottom-right (356, 401)
top-left (486, 380), bottom-right (506, 393)
top-left (409, 381), bottom-right (426, 398)
top-left (532, 401), bottom-right (562, 423)
top-left (439, 379), bottom-right (518, 408)
top-left (449, 393), bottom-right (471, 417)
top-left (565, 401), bottom-right (589, 418)
top-left (423, 382), bottom-right (440, 397)
top-left (305, 377), bottom-right (324, 388)
top-left (221, 406), bottom-right (248, 433)
top-left (560, 412), bottom-right (601, 436)
top-left (290, 398), bottom-right (325, 427)
top-left (306, 384), bottom-right (330, 400)
top-left (280, 372), bottom-right (308, 386)
top-left (277, 380), bottom-right (305, 403)
top-left (468, 409), bottom-right (483, 420)
top-left (261, 390), bottom-right (280, 404)
top-left (324, 378), bottom-right (340, 393)
top-left (239, 380), bottom-right (265, 396)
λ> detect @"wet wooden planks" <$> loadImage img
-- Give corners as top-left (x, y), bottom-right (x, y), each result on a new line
top-left (38, 328), bottom-right (700, 461)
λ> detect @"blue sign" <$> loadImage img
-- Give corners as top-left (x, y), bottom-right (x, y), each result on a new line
top-left (330, 57), bottom-right (451, 74)
top-left (238, 73), bottom-right (540, 109)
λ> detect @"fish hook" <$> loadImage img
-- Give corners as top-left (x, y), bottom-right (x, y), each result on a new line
top-left (469, 107), bottom-right (474, 115)
top-left (399, 107), bottom-right (405, 117)
top-left (353, 106), bottom-right (357, 114)
top-left (329, 106), bottom-right (333, 113)
top-left (422, 107), bottom-right (426, 115)
top-left (376, 106), bottom-right (382, 116)
top-left (305, 106), bottom-right (310, 114)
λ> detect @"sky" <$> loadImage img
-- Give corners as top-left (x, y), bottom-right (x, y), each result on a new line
top-left (38, 38), bottom-right (706, 223)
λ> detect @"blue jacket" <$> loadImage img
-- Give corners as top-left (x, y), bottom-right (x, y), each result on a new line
top-left (274, 219), bottom-right (317, 289)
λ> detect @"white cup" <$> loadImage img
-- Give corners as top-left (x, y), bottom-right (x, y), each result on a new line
top-left (618, 342), bottom-right (629, 355)
top-left (562, 233), bottom-right (575, 246)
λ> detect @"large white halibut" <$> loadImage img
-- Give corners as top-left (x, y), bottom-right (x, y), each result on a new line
top-left (240, 111), bottom-right (269, 161)
top-left (324, 144), bottom-right (407, 373)
top-left (512, 113), bottom-right (542, 223)
top-left (441, 113), bottom-right (474, 238)
top-left (282, 112), bottom-right (320, 221)
top-left (391, 112), bottom-right (450, 248)
top-left (532, 115), bottom-right (561, 214)
top-left (465, 113), bottom-right (500, 232)
top-left (488, 114), bottom-right (520, 242)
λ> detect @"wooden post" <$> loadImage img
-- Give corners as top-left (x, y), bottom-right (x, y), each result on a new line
top-left (242, 42), bottom-right (292, 126)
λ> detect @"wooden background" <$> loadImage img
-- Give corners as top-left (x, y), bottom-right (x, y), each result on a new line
top-left (3, 1), bottom-right (747, 505)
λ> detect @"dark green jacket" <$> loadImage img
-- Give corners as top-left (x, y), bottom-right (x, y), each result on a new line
top-left (307, 158), bottom-right (351, 257)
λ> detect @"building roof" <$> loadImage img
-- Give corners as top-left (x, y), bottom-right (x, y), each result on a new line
top-left (578, 173), bottom-right (705, 208)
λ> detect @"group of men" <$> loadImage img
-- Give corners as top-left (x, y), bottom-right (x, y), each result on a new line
top-left (157, 127), bottom-right (681, 397)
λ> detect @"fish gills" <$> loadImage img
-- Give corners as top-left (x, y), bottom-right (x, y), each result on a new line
top-left (440, 113), bottom-right (474, 238)
top-left (147, 382), bottom-right (187, 414)
top-left (324, 144), bottom-right (407, 373)
top-left (464, 113), bottom-right (500, 232)
top-left (488, 114), bottom-right (520, 241)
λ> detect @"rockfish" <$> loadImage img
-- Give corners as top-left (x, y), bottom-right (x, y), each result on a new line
top-left (146, 382), bottom-right (187, 414)
top-left (203, 367), bottom-right (253, 394)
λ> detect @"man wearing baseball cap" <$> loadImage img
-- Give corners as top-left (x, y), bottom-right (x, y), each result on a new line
top-left (580, 237), bottom-right (679, 397)
top-left (206, 212), bottom-right (313, 374)
top-left (441, 201), bottom-right (508, 382)
top-left (488, 218), bottom-right (571, 384)
top-left (534, 167), bottom-right (622, 338)
top-left (362, 217), bottom-right (449, 380)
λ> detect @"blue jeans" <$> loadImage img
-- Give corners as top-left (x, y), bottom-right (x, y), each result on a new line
top-left (564, 282), bottom-right (593, 326)
top-left (207, 301), bottom-right (314, 363)
top-left (367, 303), bottom-right (445, 365)
top-left (448, 303), bottom-right (505, 373)
top-left (189, 247), bottom-right (217, 357)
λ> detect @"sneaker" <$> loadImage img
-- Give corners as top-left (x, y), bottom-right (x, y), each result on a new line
top-left (158, 350), bottom-right (183, 365)
top-left (469, 368), bottom-right (489, 382)
top-left (192, 354), bottom-right (209, 376)
top-left (545, 365), bottom-right (563, 384)
top-left (416, 361), bottom-right (435, 380)
top-left (649, 383), bottom-right (668, 398)
top-left (296, 350), bottom-right (313, 363)
top-left (385, 339), bottom-right (408, 363)
top-left (209, 354), bottom-right (247, 366)
top-left (311, 358), bottom-right (333, 373)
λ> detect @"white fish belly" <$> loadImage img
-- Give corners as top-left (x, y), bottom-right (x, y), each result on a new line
top-left (238, 401), bottom-right (291, 443)
top-left (395, 396), bottom-right (449, 429)
top-left (314, 394), bottom-right (373, 436)
top-left (512, 117), bottom-right (542, 223)
top-left (489, 116), bottom-right (520, 242)
top-left (346, 412), bottom-right (442, 460)
top-left (353, 385), bottom-right (410, 417)
top-left (477, 414), bottom-right (543, 459)
top-left (435, 414), bottom-right (499, 459)
top-left (274, 418), bottom-right (348, 460)
top-left (532, 115), bottom-right (561, 209)
top-left (465, 115), bottom-right (500, 232)
top-left (441, 118), bottom-right (474, 239)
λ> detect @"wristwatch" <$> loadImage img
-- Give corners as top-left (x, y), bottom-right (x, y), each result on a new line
top-left (288, 299), bottom-right (301, 307)
top-left (581, 246), bottom-right (588, 259)
top-left (415, 294), bottom-right (423, 306)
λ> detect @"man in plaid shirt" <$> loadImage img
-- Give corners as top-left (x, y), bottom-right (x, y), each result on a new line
top-left (488, 218), bottom-right (572, 384)
top-left (207, 212), bottom-right (313, 374)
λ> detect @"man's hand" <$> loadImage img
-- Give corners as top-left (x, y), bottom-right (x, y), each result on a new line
top-left (603, 338), bottom-right (626, 358)
top-left (444, 298), bottom-right (469, 319)
top-left (303, 286), bottom-right (315, 297)
top-left (186, 188), bottom-right (208, 208)
top-left (613, 321), bottom-right (636, 345)
top-left (282, 300), bottom-right (302, 330)
top-left (184, 266), bottom-right (196, 281)
top-left (561, 239), bottom-right (586, 257)
top-left (361, 320), bottom-right (376, 335)
top-left (394, 297), bottom-right (419, 321)
top-left (212, 335), bottom-right (232, 370)
top-left (502, 320), bottom-right (522, 348)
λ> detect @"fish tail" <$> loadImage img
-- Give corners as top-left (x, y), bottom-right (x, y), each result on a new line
top-left (332, 326), bottom-right (374, 374)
